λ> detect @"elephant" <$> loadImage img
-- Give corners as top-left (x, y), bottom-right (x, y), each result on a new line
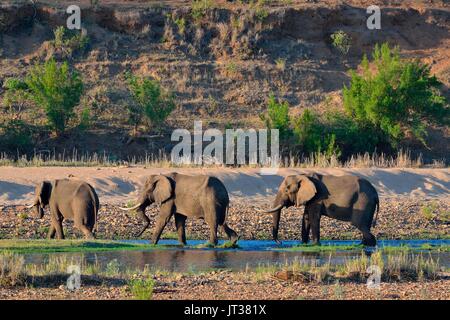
top-left (264, 174), bottom-right (379, 246)
top-left (119, 173), bottom-right (238, 246)
top-left (26, 179), bottom-right (99, 239)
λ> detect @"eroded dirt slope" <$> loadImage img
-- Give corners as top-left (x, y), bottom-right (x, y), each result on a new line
top-left (0, 1), bottom-right (449, 158)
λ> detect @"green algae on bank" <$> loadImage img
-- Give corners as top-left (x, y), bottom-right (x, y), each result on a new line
top-left (277, 243), bottom-right (450, 253)
top-left (0, 239), bottom-right (169, 254)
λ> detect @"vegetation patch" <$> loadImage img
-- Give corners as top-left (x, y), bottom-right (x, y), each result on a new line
top-left (0, 240), bottom-right (163, 254)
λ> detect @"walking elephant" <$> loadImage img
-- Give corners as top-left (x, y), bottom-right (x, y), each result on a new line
top-left (263, 174), bottom-right (379, 246)
top-left (26, 179), bottom-right (99, 239)
top-left (119, 173), bottom-right (238, 246)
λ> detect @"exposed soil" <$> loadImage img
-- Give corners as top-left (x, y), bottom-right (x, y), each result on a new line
top-left (0, 0), bottom-right (449, 160)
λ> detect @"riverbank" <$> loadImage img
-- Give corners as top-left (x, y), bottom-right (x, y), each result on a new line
top-left (0, 251), bottom-right (448, 300)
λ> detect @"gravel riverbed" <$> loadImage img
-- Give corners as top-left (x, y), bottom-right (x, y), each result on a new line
top-left (0, 197), bottom-right (448, 241)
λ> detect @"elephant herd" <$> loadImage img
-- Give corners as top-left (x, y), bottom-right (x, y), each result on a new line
top-left (24, 172), bottom-right (380, 246)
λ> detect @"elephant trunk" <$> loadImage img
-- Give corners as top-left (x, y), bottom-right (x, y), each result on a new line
top-left (271, 192), bottom-right (285, 244)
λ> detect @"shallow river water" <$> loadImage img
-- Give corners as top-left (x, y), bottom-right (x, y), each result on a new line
top-left (23, 239), bottom-right (449, 272)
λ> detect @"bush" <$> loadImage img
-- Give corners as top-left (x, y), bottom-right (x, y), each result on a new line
top-left (128, 278), bottom-right (154, 300)
top-left (2, 78), bottom-right (30, 120)
top-left (0, 120), bottom-right (33, 152)
top-left (25, 59), bottom-right (83, 136)
top-left (343, 43), bottom-right (449, 148)
top-left (322, 110), bottom-right (389, 156)
top-left (191, 0), bottom-right (214, 21)
top-left (126, 73), bottom-right (175, 134)
top-left (52, 26), bottom-right (89, 58)
top-left (260, 94), bottom-right (291, 140)
top-left (292, 110), bottom-right (341, 158)
top-left (331, 30), bottom-right (351, 55)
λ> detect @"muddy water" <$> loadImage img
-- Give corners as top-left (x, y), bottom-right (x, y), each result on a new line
top-left (23, 240), bottom-right (449, 272)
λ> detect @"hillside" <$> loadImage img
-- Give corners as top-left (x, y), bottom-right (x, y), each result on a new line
top-left (0, 0), bottom-right (449, 161)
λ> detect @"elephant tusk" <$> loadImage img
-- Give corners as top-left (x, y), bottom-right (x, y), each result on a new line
top-left (118, 203), bottom-right (142, 211)
top-left (261, 204), bottom-right (284, 213)
top-left (25, 204), bottom-right (36, 209)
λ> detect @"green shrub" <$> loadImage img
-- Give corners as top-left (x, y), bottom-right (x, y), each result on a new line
top-left (52, 26), bottom-right (89, 58)
top-left (343, 43), bottom-right (448, 148)
top-left (292, 110), bottom-right (341, 158)
top-left (126, 73), bottom-right (175, 134)
top-left (2, 78), bottom-right (30, 120)
top-left (128, 278), bottom-right (155, 300)
top-left (78, 106), bottom-right (91, 131)
top-left (0, 120), bottom-right (33, 152)
top-left (331, 30), bottom-right (351, 55)
top-left (260, 94), bottom-right (291, 140)
top-left (25, 59), bottom-right (83, 136)
top-left (191, 0), bottom-right (214, 21)
top-left (322, 110), bottom-right (388, 156)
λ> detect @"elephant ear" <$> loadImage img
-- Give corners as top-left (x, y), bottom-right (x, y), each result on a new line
top-left (296, 176), bottom-right (317, 206)
top-left (153, 175), bottom-right (173, 205)
top-left (38, 181), bottom-right (52, 206)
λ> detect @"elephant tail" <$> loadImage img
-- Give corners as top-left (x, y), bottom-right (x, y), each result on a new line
top-left (87, 185), bottom-right (99, 234)
top-left (372, 195), bottom-right (379, 228)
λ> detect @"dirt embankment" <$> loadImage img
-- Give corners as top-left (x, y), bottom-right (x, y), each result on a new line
top-left (0, 1), bottom-right (449, 159)
top-left (0, 167), bottom-right (448, 240)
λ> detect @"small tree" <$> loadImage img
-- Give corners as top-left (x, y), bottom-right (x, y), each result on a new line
top-left (260, 94), bottom-right (291, 140)
top-left (2, 78), bottom-right (30, 120)
top-left (292, 109), bottom-right (341, 157)
top-left (343, 43), bottom-right (448, 147)
top-left (26, 59), bottom-right (83, 136)
top-left (126, 73), bottom-right (175, 134)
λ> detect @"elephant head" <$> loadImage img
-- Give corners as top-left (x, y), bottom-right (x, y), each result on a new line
top-left (119, 175), bottom-right (173, 235)
top-left (264, 175), bottom-right (317, 243)
top-left (27, 181), bottom-right (52, 218)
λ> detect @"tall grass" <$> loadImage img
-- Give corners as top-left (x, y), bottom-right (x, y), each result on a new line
top-left (0, 252), bottom-right (25, 287)
top-left (0, 149), bottom-right (443, 168)
top-left (128, 278), bottom-right (155, 300)
top-left (261, 251), bottom-right (442, 283)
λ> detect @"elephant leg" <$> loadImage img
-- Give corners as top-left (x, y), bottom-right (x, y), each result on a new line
top-left (151, 203), bottom-right (174, 245)
top-left (49, 206), bottom-right (65, 239)
top-left (220, 223), bottom-right (238, 244)
top-left (359, 227), bottom-right (377, 246)
top-left (352, 197), bottom-right (377, 246)
top-left (78, 224), bottom-right (95, 240)
top-left (135, 209), bottom-right (150, 238)
top-left (47, 225), bottom-right (56, 239)
top-left (52, 217), bottom-right (64, 239)
top-left (309, 204), bottom-right (321, 245)
top-left (208, 223), bottom-right (218, 246)
top-left (174, 213), bottom-right (187, 245)
top-left (301, 209), bottom-right (311, 244)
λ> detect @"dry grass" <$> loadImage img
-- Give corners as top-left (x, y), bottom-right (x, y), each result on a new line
top-left (0, 149), bottom-right (444, 168)
top-left (256, 250), bottom-right (443, 284)
top-left (0, 252), bottom-right (25, 287)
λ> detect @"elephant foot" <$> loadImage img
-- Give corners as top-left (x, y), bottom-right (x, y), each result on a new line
top-left (361, 239), bottom-right (377, 247)
top-left (362, 233), bottom-right (377, 247)
top-left (311, 241), bottom-right (321, 246)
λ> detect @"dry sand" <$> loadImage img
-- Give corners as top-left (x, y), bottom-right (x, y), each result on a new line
top-left (0, 167), bottom-right (448, 206)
